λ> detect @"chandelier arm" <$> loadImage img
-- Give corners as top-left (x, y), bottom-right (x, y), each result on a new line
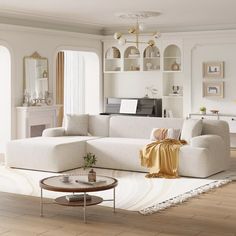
top-left (126, 40), bottom-right (149, 44)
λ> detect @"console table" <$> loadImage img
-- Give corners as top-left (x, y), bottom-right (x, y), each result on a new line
top-left (189, 113), bottom-right (236, 148)
top-left (16, 105), bottom-right (61, 139)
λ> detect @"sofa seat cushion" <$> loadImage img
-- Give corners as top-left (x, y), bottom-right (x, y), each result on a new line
top-left (6, 136), bottom-right (100, 172)
top-left (87, 137), bottom-right (220, 178)
top-left (86, 137), bottom-right (151, 172)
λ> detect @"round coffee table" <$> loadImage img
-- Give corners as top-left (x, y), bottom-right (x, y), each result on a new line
top-left (39, 175), bottom-right (118, 223)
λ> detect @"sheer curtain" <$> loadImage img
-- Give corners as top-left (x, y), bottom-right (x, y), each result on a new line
top-left (64, 51), bottom-right (85, 114)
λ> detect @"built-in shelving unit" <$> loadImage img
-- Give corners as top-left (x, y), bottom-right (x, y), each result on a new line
top-left (103, 39), bottom-right (184, 118)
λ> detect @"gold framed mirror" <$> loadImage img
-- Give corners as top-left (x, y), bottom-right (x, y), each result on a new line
top-left (23, 51), bottom-right (49, 102)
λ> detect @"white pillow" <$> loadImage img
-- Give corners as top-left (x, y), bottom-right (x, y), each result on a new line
top-left (180, 119), bottom-right (203, 143)
top-left (64, 114), bottom-right (88, 136)
top-left (167, 128), bottom-right (181, 140)
top-left (150, 128), bottom-right (181, 141)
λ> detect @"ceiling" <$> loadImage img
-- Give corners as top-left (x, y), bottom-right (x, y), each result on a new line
top-left (0, 0), bottom-right (236, 35)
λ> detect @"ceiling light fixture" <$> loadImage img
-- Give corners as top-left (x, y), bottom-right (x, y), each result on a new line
top-left (114, 11), bottom-right (161, 48)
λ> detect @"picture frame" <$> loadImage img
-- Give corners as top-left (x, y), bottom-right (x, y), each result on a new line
top-left (203, 61), bottom-right (224, 78)
top-left (203, 81), bottom-right (224, 98)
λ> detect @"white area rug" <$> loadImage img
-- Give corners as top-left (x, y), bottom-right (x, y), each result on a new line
top-left (0, 164), bottom-right (235, 215)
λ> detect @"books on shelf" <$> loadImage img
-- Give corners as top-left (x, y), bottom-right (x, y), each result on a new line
top-left (66, 194), bottom-right (92, 202)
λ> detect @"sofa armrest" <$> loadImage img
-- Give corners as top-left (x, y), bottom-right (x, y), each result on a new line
top-left (190, 134), bottom-right (224, 149)
top-left (190, 134), bottom-right (230, 171)
top-left (42, 127), bottom-right (65, 137)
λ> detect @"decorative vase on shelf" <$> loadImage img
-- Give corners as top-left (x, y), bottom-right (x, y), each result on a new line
top-left (171, 61), bottom-right (180, 71)
top-left (88, 169), bottom-right (96, 182)
top-left (146, 62), bottom-right (152, 71)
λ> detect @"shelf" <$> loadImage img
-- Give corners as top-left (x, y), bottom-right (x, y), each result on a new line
top-left (104, 70), bottom-right (161, 74)
top-left (164, 57), bottom-right (181, 59)
top-left (124, 58), bottom-right (140, 60)
top-left (163, 95), bottom-right (183, 99)
top-left (144, 57), bottom-right (160, 59)
top-left (105, 58), bottom-right (121, 60)
top-left (163, 70), bottom-right (182, 73)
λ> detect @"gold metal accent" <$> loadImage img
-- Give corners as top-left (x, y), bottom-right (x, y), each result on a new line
top-left (114, 14), bottom-right (160, 48)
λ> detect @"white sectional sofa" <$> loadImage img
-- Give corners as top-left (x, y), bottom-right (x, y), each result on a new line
top-left (6, 115), bottom-right (230, 178)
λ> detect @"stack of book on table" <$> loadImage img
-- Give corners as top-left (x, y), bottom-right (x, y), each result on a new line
top-left (66, 194), bottom-right (91, 202)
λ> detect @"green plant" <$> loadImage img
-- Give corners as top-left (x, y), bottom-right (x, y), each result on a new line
top-left (199, 106), bottom-right (206, 112)
top-left (83, 152), bottom-right (97, 169)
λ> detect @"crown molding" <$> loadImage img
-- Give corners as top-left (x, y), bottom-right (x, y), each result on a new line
top-left (0, 23), bottom-right (103, 40)
top-left (1, 9), bottom-right (236, 37)
top-left (0, 13), bottom-right (104, 35)
top-left (102, 23), bottom-right (236, 36)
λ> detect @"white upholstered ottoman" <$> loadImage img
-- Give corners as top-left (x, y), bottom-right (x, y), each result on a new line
top-left (6, 136), bottom-right (98, 172)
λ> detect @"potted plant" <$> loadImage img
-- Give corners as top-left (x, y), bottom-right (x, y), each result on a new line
top-left (200, 106), bottom-right (206, 114)
top-left (83, 152), bottom-right (97, 182)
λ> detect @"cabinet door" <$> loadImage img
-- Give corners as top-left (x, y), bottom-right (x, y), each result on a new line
top-left (220, 116), bottom-right (236, 133)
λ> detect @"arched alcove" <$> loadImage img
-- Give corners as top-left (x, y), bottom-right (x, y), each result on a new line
top-left (143, 46), bottom-right (160, 71)
top-left (124, 46), bottom-right (140, 71)
top-left (163, 44), bottom-right (181, 71)
top-left (0, 46), bottom-right (11, 154)
top-left (104, 47), bottom-right (121, 72)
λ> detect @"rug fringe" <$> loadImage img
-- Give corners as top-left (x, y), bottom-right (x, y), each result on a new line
top-left (139, 179), bottom-right (232, 215)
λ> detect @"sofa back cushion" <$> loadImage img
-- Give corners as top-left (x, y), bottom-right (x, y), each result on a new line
top-left (180, 119), bottom-right (203, 143)
top-left (109, 116), bottom-right (183, 139)
top-left (64, 114), bottom-right (88, 136)
top-left (88, 115), bottom-right (110, 136)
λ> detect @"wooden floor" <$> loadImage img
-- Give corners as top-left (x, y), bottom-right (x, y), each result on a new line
top-left (0, 156), bottom-right (235, 236)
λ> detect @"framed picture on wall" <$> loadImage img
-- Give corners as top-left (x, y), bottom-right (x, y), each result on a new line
top-left (203, 81), bottom-right (224, 98)
top-left (203, 61), bottom-right (224, 78)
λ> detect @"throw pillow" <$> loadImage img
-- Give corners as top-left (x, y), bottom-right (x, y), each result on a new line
top-left (180, 119), bottom-right (203, 143)
top-left (64, 114), bottom-right (88, 136)
top-left (167, 128), bottom-right (181, 140)
top-left (150, 128), bottom-right (168, 141)
top-left (150, 128), bottom-right (181, 141)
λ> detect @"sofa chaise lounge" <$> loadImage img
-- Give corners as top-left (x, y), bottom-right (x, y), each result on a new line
top-left (6, 115), bottom-right (230, 178)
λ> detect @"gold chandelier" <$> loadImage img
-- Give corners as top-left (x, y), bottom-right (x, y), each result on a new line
top-left (114, 11), bottom-right (161, 48)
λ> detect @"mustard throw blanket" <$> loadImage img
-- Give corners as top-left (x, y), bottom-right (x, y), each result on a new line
top-left (140, 139), bottom-right (187, 178)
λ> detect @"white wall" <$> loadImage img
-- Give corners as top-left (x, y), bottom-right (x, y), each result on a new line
top-left (182, 31), bottom-right (236, 116)
top-left (104, 72), bottom-right (163, 99)
top-left (191, 43), bottom-right (236, 113)
top-left (0, 24), bottom-right (102, 141)
top-left (0, 46), bottom-right (11, 153)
